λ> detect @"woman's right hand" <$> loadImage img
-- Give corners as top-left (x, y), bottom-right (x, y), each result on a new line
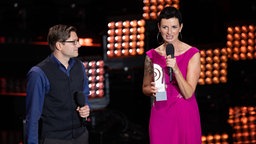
top-left (150, 82), bottom-right (157, 97)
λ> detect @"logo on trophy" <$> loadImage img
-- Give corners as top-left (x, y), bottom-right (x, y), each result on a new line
top-left (153, 64), bottom-right (167, 101)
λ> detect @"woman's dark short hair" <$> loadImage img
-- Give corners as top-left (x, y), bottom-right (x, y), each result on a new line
top-left (157, 6), bottom-right (183, 25)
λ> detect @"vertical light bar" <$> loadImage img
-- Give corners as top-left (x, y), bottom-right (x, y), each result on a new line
top-left (83, 60), bottom-right (105, 98)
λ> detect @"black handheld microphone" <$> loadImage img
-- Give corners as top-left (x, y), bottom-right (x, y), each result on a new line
top-left (74, 91), bottom-right (85, 107)
top-left (74, 91), bottom-right (87, 122)
top-left (166, 43), bottom-right (175, 82)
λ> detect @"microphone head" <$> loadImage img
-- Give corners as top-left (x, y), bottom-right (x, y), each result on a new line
top-left (74, 91), bottom-right (85, 107)
top-left (166, 43), bottom-right (174, 58)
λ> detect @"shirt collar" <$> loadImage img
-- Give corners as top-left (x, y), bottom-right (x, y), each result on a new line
top-left (49, 54), bottom-right (76, 69)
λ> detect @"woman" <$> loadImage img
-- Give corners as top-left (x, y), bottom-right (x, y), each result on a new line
top-left (142, 6), bottom-right (202, 144)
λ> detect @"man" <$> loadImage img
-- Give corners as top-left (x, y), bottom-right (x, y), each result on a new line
top-left (25, 24), bottom-right (90, 144)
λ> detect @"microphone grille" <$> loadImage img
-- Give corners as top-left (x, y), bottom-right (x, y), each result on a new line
top-left (74, 91), bottom-right (85, 106)
top-left (166, 43), bottom-right (174, 57)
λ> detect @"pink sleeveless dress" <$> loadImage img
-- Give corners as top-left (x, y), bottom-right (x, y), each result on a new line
top-left (146, 47), bottom-right (202, 144)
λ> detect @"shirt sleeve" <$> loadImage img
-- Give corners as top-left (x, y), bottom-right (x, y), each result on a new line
top-left (25, 66), bottom-right (48, 144)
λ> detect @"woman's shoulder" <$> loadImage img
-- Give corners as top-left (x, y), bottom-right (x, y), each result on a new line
top-left (175, 43), bottom-right (199, 58)
top-left (146, 46), bottom-right (160, 55)
top-left (183, 43), bottom-right (199, 52)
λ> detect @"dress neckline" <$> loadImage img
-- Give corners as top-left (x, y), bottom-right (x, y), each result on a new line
top-left (152, 47), bottom-right (193, 57)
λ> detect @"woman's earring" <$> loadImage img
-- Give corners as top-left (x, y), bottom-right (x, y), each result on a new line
top-left (157, 32), bottom-right (160, 41)
top-left (157, 32), bottom-right (163, 44)
top-left (179, 32), bottom-right (182, 40)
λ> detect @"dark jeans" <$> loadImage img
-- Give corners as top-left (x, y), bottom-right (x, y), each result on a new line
top-left (39, 129), bottom-right (89, 144)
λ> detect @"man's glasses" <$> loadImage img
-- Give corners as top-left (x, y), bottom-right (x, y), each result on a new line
top-left (61, 39), bottom-right (80, 45)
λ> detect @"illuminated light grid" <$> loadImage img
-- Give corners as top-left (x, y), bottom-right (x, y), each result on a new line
top-left (201, 133), bottom-right (229, 144)
top-left (226, 25), bottom-right (256, 61)
top-left (198, 24), bottom-right (255, 85)
top-left (198, 48), bottom-right (228, 85)
top-left (106, 19), bottom-right (146, 58)
top-left (143, 0), bottom-right (180, 20)
top-left (83, 60), bottom-right (105, 99)
top-left (228, 106), bottom-right (256, 143)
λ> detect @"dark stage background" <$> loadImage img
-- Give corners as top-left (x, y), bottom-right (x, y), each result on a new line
top-left (1, 0), bottom-right (256, 143)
